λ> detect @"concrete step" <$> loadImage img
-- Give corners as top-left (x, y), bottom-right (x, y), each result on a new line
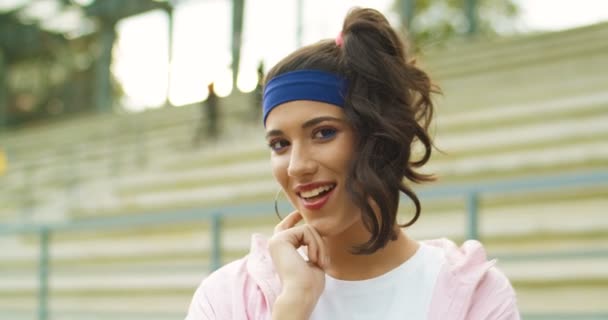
top-left (0, 271), bottom-right (205, 292)
top-left (0, 296), bottom-right (189, 318)
top-left (515, 286), bottom-right (608, 315)
top-left (439, 69), bottom-right (608, 113)
top-left (438, 91), bottom-right (608, 129)
top-left (1, 93), bottom-right (250, 161)
top-left (424, 22), bottom-right (608, 77)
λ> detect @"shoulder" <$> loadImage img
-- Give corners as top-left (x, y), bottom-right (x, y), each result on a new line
top-left (186, 258), bottom-right (248, 319)
top-left (202, 258), bottom-right (250, 292)
top-left (424, 238), bottom-right (520, 319)
top-left (469, 263), bottom-right (520, 319)
top-left (186, 234), bottom-right (279, 320)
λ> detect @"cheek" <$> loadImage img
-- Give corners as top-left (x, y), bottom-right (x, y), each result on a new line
top-left (270, 155), bottom-right (289, 188)
top-left (328, 145), bottom-right (353, 174)
top-left (271, 155), bottom-right (302, 210)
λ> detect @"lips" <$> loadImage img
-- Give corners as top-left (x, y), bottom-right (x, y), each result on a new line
top-left (295, 182), bottom-right (336, 210)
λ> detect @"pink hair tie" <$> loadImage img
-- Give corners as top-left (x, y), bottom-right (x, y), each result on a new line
top-left (335, 32), bottom-right (344, 47)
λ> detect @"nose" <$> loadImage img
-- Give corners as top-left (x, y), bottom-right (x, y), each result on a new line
top-left (287, 143), bottom-right (318, 178)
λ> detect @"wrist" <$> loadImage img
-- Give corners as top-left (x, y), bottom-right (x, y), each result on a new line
top-left (272, 288), bottom-right (318, 320)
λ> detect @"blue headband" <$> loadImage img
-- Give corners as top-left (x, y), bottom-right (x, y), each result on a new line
top-left (262, 69), bottom-right (348, 125)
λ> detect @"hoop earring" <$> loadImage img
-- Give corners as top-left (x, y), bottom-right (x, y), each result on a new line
top-left (274, 189), bottom-right (283, 220)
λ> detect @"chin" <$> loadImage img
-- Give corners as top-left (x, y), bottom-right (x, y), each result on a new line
top-left (307, 217), bottom-right (346, 238)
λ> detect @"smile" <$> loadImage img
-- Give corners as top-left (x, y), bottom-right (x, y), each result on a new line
top-left (297, 183), bottom-right (336, 210)
top-left (299, 184), bottom-right (335, 199)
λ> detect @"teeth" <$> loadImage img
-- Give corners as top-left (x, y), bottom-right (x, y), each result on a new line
top-left (300, 185), bottom-right (334, 199)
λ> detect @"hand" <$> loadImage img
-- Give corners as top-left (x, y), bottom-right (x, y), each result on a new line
top-left (269, 211), bottom-right (328, 319)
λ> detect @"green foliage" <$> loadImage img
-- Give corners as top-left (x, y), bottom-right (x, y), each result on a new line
top-left (394, 0), bottom-right (520, 49)
top-left (0, 0), bottom-right (169, 127)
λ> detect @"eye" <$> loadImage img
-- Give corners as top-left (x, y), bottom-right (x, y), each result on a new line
top-left (313, 127), bottom-right (338, 140)
top-left (268, 139), bottom-right (289, 152)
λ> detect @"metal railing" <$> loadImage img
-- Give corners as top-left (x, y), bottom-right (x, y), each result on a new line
top-left (0, 170), bottom-right (607, 320)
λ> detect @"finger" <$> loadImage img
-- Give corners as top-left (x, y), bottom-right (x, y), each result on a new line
top-left (301, 226), bottom-right (320, 265)
top-left (307, 225), bottom-right (328, 268)
top-left (274, 210), bottom-right (303, 233)
top-left (271, 225), bottom-right (318, 260)
top-left (269, 225), bottom-right (317, 267)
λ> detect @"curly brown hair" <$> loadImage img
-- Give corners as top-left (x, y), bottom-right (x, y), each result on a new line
top-left (264, 7), bottom-right (439, 254)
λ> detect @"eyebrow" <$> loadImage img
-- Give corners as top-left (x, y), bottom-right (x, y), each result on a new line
top-left (265, 116), bottom-right (343, 139)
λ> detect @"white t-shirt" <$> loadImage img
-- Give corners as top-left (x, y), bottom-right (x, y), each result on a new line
top-left (309, 242), bottom-right (446, 320)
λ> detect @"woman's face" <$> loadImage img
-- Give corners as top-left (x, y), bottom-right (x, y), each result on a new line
top-left (265, 100), bottom-right (361, 237)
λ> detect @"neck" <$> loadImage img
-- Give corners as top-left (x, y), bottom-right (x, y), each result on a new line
top-left (323, 222), bottom-right (419, 281)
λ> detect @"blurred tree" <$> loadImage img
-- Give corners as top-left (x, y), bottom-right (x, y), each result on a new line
top-left (0, 0), bottom-right (170, 128)
top-left (0, 12), bottom-right (81, 126)
top-left (395, 0), bottom-right (520, 48)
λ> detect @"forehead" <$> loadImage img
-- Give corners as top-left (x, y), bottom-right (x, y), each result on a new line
top-left (265, 100), bottom-right (345, 130)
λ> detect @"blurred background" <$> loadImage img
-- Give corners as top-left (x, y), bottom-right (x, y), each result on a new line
top-left (0, 0), bottom-right (607, 319)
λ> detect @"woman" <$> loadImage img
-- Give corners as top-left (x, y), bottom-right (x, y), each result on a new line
top-left (187, 7), bottom-right (519, 320)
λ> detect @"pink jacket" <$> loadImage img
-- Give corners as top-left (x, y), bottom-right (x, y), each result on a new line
top-left (186, 234), bottom-right (520, 319)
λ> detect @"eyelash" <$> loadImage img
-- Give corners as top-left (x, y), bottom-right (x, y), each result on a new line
top-left (268, 139), bottom-right (289, 152)
top-left (268, 127), bottom-right (339, 152)
top-left (313, 127), bottom-right (338, 140)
